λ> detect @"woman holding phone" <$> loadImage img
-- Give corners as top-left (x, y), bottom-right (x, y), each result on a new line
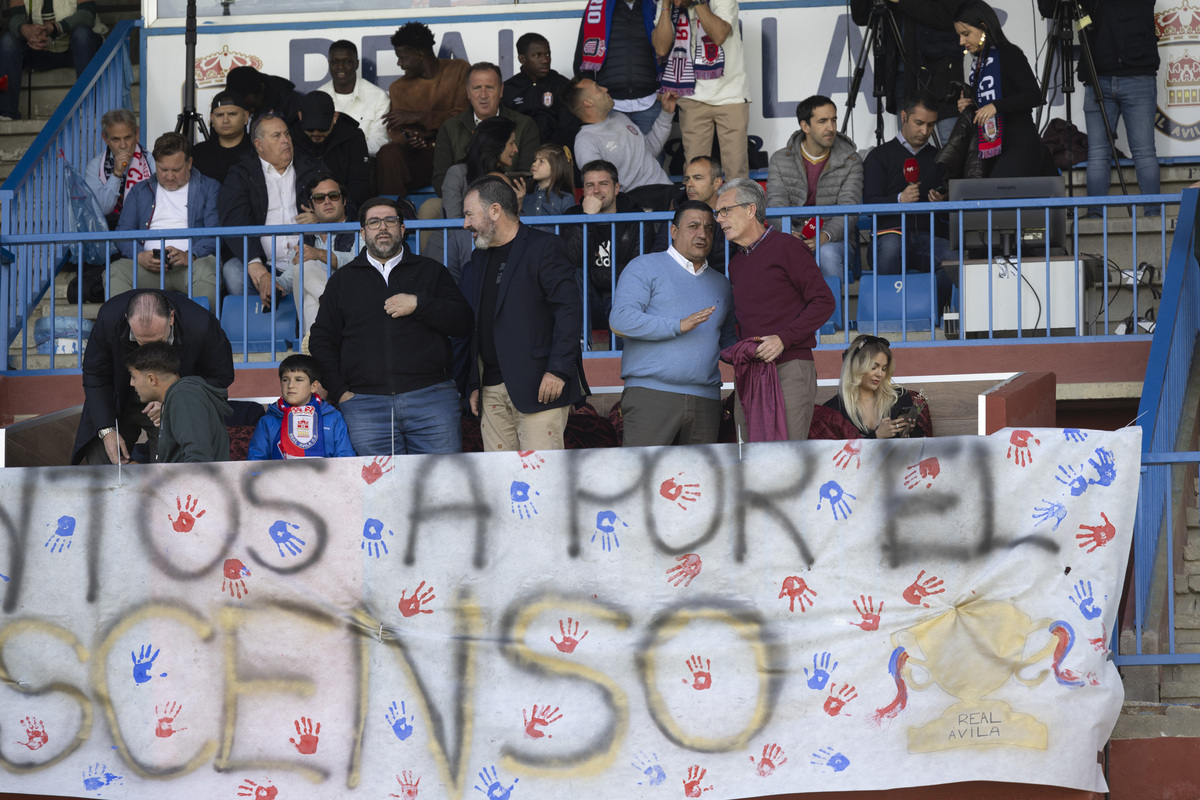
top-left (824, 335), bottom-right (929, 439)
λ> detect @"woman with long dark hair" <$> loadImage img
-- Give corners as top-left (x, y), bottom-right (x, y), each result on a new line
top-left (442, 116), bottom-right (520, 217)
top-left (953, 0), bottom-right (1045, 178)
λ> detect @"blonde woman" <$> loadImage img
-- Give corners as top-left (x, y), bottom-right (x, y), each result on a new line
top-left (823, 335), bottom-right (928, 439)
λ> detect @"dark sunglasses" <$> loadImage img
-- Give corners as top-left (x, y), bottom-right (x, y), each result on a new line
top-left (311, 191), bottom-right (343, 202)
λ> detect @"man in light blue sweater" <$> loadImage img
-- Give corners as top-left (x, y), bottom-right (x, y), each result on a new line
top-left (610, 200), bottom-right (736, 447)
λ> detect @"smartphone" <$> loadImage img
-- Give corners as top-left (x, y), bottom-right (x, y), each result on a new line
top-left (897, 405), bottom-right (921, 423)
top-left (151, 248), bottom-right (161, 260)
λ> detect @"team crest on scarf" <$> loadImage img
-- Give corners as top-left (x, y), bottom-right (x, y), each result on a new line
top-left (289, 406), bottom-right (316, 447)
top-left (277, 396), bottom-right (327, 458)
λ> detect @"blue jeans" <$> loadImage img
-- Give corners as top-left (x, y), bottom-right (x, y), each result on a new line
top-left (338, 381), bottom-right (462, 455)
top-left (0, 26), bottom-right (102, 118)
top-left (811, 238), bottom-right (861, 281)
top-left (624, 98), bottom-right (663, 136)
top-left (1084, 74), bottom-right (1160, 215)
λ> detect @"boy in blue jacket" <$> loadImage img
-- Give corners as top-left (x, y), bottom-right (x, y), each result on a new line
top-left (249, 354), bottom-right (356, 459)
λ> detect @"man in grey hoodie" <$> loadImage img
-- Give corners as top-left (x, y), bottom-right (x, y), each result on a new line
top-left (126, 341), bottom-right (232, 463)
top-left (766, 95), bottom-right (863, 280)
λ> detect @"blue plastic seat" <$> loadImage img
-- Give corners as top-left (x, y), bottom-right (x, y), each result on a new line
top-left (855, 273), bottom-right (936, 333)
top-left (820, 275), bottom-right (843, 336)
top-left (220, 294), bottom-right (298, 353)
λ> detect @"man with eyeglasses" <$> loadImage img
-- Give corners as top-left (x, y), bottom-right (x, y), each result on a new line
top-left (309, 198), bottom-right (474, 456)
top-left (292, 174), bottom-right (355, 342)
top-left (715, 177), bottom-right (834, 441)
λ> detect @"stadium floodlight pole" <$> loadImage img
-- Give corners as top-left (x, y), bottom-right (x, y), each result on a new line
top-left (173, 0), bottom-right (209, 144)
top-left (842, 0), bottom-right (909, 147)
top-left (1037, 0), bottom-right (1127, 199)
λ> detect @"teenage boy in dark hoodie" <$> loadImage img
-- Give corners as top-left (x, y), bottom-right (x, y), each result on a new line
top-left (126, 342), bottom-right (232, 463)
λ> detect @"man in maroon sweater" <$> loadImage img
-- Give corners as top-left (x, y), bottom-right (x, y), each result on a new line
top-left (716, 177), bottom-right (835, 440)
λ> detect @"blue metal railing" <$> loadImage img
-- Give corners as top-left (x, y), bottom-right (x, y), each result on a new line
top-left (0, 19), bottom-right (136, 357)
top-left (0, 192), bottom-right (1176, 370)
top-left (1117, 188), bottom-right (1200, 665)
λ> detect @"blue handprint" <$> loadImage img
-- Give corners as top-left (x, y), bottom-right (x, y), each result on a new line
top-left (631, 751), bottom-right (667, 786)
top-left (1064, 429), bottom-right (1088, 442)
top-left (592, 510), bottom-right (628, 551)
top-left (804, 651), bottom-right (838, 690)
top-left (361, 518), bottom-right (393, 558)
top-left (474, 764), bottom-right (518, 800)
top-left (810, 747), bottom-right (849, 773)
top-left (1055, 464), bottom-right (1089, 497)
top-left (1032, 500), bottom-right (1067, 531)
top-left (816, 481), bottom-right (855, 521)
top-left (1087, 447), bottom-right (1116, 488)
top-left (268, 520), bottom-right (306, 557)
top-left (82, 762), bottom-right (122, 792)
top-left (510, 482), bottom-right (539, 519)
top-left (1070, 579), bottom-right (1103, 620)
top-left (131, 644), bottom-right (162, 684)
top-left (386, 700), bottom-right (415, 740)
top-left (44, 515), bottom-right (76, 553)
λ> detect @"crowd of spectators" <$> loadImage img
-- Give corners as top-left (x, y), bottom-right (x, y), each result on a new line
top-left (66, 0), bottom-right (1163, 461)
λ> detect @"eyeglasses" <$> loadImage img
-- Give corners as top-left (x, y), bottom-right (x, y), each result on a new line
top-left (856, 335), bottom-right (890, 349)
top-left (364, 215), bottom-right (401, 230)
top-left (311, 191), bottom-right (342, 202)
top-left (713, 202), bottom-right (750, 220)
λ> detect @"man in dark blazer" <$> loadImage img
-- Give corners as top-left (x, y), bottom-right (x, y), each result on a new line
top-left (218, 112), bottom-right (331, 308)
top-left (73, 290), bottom-right (234, 465)
top-left (461, 175), bottom-right (587, 451)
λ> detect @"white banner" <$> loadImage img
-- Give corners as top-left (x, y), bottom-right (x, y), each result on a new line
top-left (0, 428), bottom-right (1138, 799)
top-left (143, 0), bottom-right (1199, 163)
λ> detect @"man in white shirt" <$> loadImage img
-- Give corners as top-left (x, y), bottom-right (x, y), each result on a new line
top-left (652, 0), bottom-right (750, 179)
top-left (110, 132), bottom-right (220, 309)
top-left (218, 112), bottom-right (328, 308)
top-left (316, 40), bottom-right (391, 157)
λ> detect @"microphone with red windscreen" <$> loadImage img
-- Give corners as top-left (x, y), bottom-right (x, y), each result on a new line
top-left (801, 216), bottom-right (821, 240)
top-left (903, 158), bottom-right (920, 185)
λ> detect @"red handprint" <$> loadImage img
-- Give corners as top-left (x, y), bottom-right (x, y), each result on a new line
top-left (850, 595), bottom-right (882, 631)
top-left (154, 701), bottom-right (187, 738)
top-left (902, 571), bottom-right (945, 607)
top-left (903, 458), bottom-right (941, 489)
top-left (832, 441), bottom-right (861, 470)
top-left (518, 451), bottom-right (545, 471)
top-left (683, 765), bottom-right (713, 797)
top-left (666, 553), bottom-right (702, 587)
top-left (682, 655), bottom-right (712, 690)
top-left (522, 704), bottom-right (562, 738)
top-left (550, 617), bottom-right (588, 653)
top-left (823, 683), bottom-right (858, 716)
top-left (1076, 512), bottom-right (1115, 553)
top-left (15, 716), bottom-right (47, 750)
top-left (749, 743), bottom-right (787, 776)
top-left (222, 558), bottom-right (250, 599)
top-left (169, 494), bottom-right (205, 533)
top-left (398, 581), bottom-right (435, 616)
top-left (390, 771), bottom-right (420, 799)
top-left (1007, 430), bottom-right (1041, 467)
top-left (660, 473), bottom-right (701, 510)
top-left (289, 717), bottom-right (320, 754)
top-left (362, 456), bottom-right (395, 485)
top-left (237, 779), bottom-right (278, 799)
top-left (778, 575), bottom-right (817, 612)
top-left (1090, 636), bottom-right (1108, 652)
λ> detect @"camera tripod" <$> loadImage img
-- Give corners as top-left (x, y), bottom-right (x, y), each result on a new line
top-left (843, 0), bottom-right (910, 147)
top-left (1037, 0), bottom-right (1127, 198)
top-left (173, 0), bottom-right (209, 144)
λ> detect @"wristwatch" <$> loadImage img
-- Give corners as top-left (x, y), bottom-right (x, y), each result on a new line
top-left (98, 427), bottom-right (116, 440)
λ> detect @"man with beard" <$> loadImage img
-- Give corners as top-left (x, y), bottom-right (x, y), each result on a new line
top-left (309, 197), bottom-right (473, 455)
top-left (460, 175), bottom-right (585, 451)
